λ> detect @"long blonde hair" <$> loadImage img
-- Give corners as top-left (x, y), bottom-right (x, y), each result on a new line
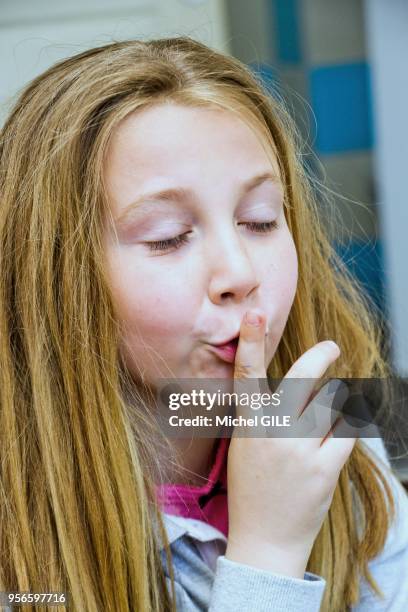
top-left (0, 36), bottom-right (396, 611)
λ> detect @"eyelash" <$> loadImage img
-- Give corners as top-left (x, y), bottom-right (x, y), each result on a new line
top-left (145, 220), bottom-right (279, 252)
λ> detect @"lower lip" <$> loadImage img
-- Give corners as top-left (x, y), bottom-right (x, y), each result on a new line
top-left (209, 341), bottom-right (238, 364)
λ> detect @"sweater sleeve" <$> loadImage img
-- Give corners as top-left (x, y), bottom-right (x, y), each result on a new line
top-left (162, 534), bottom-right (326, 612)
top-left (208, 556), bottom-right (326, 612)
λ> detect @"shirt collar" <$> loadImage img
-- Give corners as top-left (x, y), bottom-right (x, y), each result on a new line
top-left (158, 512), bottom-right (228, 550)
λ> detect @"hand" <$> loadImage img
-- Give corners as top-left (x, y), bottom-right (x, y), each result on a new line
top-left (225, 308), bottom-right (357, 578)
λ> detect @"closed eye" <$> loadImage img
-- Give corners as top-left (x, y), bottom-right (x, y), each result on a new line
top-left (242, 220), bottom-right (279, 233)
top-left (144, 220), bottom-right (280, 253)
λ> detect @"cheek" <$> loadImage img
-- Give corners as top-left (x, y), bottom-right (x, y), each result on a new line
top-left (278, 236), bottom-right (298, 301)
top-left (263, 231), bottom-right (298, 319)
top-left (107, 252), bottom-right (197, 340)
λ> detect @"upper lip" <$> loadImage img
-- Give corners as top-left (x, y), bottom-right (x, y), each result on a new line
top-left (209, 333), bottom-right (240, 347)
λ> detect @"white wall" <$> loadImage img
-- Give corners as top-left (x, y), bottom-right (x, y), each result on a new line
top-left (0, 0), bottom-right (230, 124)
top-left (364, 0), bottom-right (408, 375)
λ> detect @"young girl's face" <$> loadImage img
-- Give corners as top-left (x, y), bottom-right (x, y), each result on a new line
top-left (103, 102), bottom-right (298, 386)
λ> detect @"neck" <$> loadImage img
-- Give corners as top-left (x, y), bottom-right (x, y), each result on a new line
top-left (167, 437), bottom-right (218, 486)
top-left (123, 380), bottom-right (218, 486)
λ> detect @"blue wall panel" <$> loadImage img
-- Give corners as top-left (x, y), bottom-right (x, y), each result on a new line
top-left (310, 62), bottom-right (374, 154)
top-left (270, 0), bottom-right (302, 64)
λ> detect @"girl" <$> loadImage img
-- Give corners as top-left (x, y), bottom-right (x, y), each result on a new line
top-left (0, 35), bottom-right (407, 611)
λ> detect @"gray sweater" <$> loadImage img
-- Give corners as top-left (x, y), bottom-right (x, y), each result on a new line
top-left (158, 436), bottom-right (408, 610)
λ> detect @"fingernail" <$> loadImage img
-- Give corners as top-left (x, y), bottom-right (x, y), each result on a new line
top-left (245, 310), bottom-right (262, 326)
top-left (326, 340), bottom-right (340, 352)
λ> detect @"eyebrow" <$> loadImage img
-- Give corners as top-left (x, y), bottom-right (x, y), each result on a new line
top-left (114, 171), bottom-right (282, 225)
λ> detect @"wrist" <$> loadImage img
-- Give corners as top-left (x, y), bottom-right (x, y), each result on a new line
top-left (225, 542), bottom-right (309, 579)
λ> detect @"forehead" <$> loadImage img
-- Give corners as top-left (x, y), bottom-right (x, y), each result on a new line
top-left (104, 102), bottom-right (281, 180)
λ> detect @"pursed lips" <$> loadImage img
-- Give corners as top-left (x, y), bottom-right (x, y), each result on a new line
top-left (207, 336), bottom-right (239, 364)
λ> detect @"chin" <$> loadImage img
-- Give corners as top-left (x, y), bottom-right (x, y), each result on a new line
top-left (190, 362), bottom-right (234, 380)
top-left (207, 362), bottom-right (235, 382)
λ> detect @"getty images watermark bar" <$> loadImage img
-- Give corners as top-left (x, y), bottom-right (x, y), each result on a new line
top-left (154, 377), bottom-right (408, 439)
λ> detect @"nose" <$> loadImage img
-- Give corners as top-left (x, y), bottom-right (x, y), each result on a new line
top-left (207, 232), bottom-right (260, 305)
